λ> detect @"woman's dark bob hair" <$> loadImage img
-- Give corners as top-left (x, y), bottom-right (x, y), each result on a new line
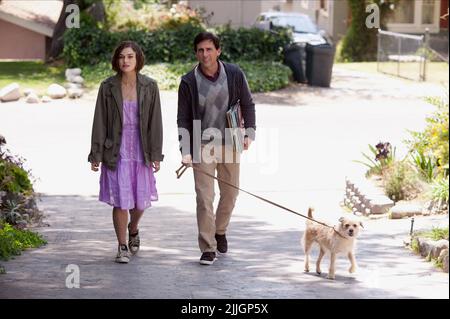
top-left (111, 41), bottom-right (145, 74)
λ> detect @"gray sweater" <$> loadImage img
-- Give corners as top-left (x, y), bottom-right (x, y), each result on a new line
top-left (177, 61), bottom-right (256, 157)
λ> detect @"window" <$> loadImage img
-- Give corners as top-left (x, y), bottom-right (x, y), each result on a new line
top-left (387, 0), bottom-right (441, 33)
top-left (422, 0), bottom-right (436, 24)
top-left (391, 0), bottom-right (415, 23)
top-left (301, 0), bottom-right (309, 9)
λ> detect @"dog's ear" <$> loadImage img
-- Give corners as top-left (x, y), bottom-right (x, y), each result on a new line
top-left (359, 221), bottom-right (364, 229)
top-left (339, 217), bottom-right (345, 223)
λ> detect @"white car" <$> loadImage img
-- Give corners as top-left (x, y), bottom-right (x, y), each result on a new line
top-left (255, 12), bottom-right (331, 46)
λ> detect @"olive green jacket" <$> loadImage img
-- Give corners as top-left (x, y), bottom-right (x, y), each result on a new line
top-left (88, 73), bottom-right (164, 170)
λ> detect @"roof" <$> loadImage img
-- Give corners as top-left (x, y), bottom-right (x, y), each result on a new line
top-left (0, 0), bottom-right (63, 37)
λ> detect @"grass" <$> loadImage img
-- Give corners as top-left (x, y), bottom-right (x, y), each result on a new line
top-left (0, 61), bottom-right (66, 96)
top-left (335, 62), bottom-right (449, 85)
top-left (1, 60), bottom-right (291, 93)
top-left (415, 226), bottom-right (449, 241)
top-left (0, 61), bottom-right (105, 95)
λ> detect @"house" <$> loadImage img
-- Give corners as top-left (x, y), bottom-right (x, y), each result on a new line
top-left (0, 0), bottom-right (63, 60)
top-left (186, 0), bottom-right (349, 39)
top-left (187, 0), bottom-right (448, 42)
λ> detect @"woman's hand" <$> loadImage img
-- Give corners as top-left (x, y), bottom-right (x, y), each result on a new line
top-left (152, 161), bottom-right (160, 173)
top-left (91, 162), bottom-right (100, 172)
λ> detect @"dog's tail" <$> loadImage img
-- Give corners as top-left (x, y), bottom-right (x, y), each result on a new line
top-left (307, 207), bottom-right (314, 218)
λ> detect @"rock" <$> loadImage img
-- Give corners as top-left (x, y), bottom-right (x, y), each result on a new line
top-left (65, 68), bottom-right (82, 79)
top-left (67, 88), bottom-right (83, 99)
top-left (71, 75), bottom-right (84, 84)
top-left (25, 93), bottom-right (39, 104)
top-left (0, 83), bottom-right (21, 102)
top-left (389, 203), bottom-right (423, 219)
top-left (46, 84), bottom-right (66, 99)
top-left (370, 196), bottom-right (395, 214)
top-left (418, 238), bottom-right (434, 257)
top-left (439, 249), bottom-right (449, 273)
top-left (23, 88), bottom-right (36, 96)
top-left (431, 240), bottom-right (449, 259)
top-left (64, 82), bottom-right (83, 89)
top-left (41, 96), bottom-right (51, 103)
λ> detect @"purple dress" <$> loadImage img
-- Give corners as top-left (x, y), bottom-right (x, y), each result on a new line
top-left (99, 100), bottom-right (158, 211)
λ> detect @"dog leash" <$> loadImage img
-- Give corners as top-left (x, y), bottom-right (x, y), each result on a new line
top-left (176, 164), bottom-right (345, 239)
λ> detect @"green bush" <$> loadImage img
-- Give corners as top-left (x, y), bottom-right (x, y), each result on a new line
top-left (217, 25), bottom-right (292, 63)
top-left (237, 60), bottom-right (291, 93)
top-left (383, 161), bottom-right (423, 201)
top-left (430, 177), bottom-right (449, 203)
top-left (83, 60), bottom-right (290, 93)
top-left (0, 222), bottom-right (46, 261)
top-left (406, 95), bottom-right (449, 178)
top-left (63, 20), bottom-right (292, 67)
top-left (0, 160), bottom-right (33, 195)
top-left (142, 62), bottom-right (196, 90)
top-left (63, 16), bottom-right (119, 67)
top-left (410, 150), bottom-right (438, 182)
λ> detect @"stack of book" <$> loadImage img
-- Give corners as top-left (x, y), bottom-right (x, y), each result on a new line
top-left (226, 101), bottom-right (245, 153)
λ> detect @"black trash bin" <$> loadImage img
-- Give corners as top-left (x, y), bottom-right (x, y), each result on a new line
top-left (283, 43), bottom-right (307, 83)
top-left (305, 43), bottom-right (335, 87)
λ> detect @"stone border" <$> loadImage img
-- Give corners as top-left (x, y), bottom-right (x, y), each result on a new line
top-left (344, 177), bottom-right (394, 216)
top-left (406, 237), bottom-right (449, 273)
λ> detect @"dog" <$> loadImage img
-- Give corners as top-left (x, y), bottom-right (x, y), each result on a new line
top-left (303, 208), bottom-right (363, 280)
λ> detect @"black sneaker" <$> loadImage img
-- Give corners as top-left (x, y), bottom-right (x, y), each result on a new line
top-left (199, 252), bottom-right (216, 265)
top-left (215, 234), bottom-right (228, 254)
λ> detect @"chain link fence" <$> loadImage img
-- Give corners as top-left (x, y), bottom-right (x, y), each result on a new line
top-left (377, 29), bottom-right (427, 81)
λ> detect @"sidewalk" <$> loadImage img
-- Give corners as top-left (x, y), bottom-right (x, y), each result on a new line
top-left (0, 66), bottom-right (448, 298)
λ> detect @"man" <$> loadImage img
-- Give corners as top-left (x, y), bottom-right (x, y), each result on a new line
top-left (177, 32), bottom-right (256, 265)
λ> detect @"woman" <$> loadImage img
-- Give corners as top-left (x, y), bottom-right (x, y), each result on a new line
top-left (88, 41), bottom-right (163, 263)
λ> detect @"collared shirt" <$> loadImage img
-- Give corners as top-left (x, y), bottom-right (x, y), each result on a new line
top-left (198, 62), bottom-right (221, 82)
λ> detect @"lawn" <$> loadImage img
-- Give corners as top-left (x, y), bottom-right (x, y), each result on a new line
top-left (0, 61), bottom-right (66, 95)
top-left (335, 62), bottom-right (449, 85)
top-left (1, 60), bottom-right (291, 94)
top-left (0, 61), bottom-right (108, 95)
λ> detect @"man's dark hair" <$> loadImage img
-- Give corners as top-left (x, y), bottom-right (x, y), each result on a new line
top-left (111, 41), bottom-right (145, 74)
top-left (193, 32), bottom-right (220, 52)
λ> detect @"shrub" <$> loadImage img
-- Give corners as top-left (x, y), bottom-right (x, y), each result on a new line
top-left (216, 25), bottom-right (292, 63)
top-left (63, 16), bottom-right (119, 67)
top-left (0, 144), bottom-right (33, 195)
top-left (354, 142), bottom-right (396, 177)
top-left (410, 150), bottom-right (438, 182)
top-left (237, 60), bottom-right (291, 93)
top-left (383, 161), bottom-right (423, 201)
top-left (0, 136), bottom-right (42, 227)
top-left (63, 20), bottom-right (292, 68)
top-left (406, 95), bottom-right (449, 178)
top-left (430, 177), bottom-right (449, 203)
top-left (83, 60), bottom-right (290, 93)
top-left (0, 221), bottom-right (47, 261)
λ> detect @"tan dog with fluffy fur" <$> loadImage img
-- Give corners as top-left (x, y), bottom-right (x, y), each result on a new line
top-left (303, 208), bottom-right (363, 279)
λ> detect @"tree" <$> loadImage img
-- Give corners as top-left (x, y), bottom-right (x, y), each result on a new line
top-left (340, 0), bottom-right (396, 62)
top-left (47, 0), bottom-right (105, 62)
